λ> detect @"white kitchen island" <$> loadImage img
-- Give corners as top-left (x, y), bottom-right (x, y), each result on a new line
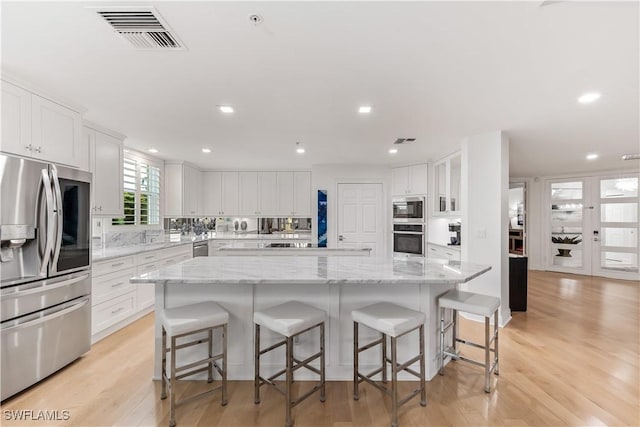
top-left (131, 256), bottom-right (491, 382)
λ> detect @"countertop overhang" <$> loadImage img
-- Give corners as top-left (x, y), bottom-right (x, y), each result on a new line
top-left (130, 256), bottom-right (491, 285)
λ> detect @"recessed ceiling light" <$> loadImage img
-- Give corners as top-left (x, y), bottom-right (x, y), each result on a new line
top-left (389, 148), bottom-right (398, 154)
top-left (586, 153), bottom-right (599, 160)
top-left (202, 148), bottom-right (212, 153)
top-left (359, 106), bottom-right (372, 114)
top-left (296, 142), bottom-right (305, 154)
top-left (219, 105), bottom-right (234, 113)
top-left (148, 148), bottom-right (159, 153)
top-left (578, 93), bottom-right (601, 104)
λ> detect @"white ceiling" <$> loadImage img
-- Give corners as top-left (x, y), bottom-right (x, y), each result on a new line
top-left (2, 1), bottom-right (638, 176)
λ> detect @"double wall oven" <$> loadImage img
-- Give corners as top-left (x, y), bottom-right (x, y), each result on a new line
top-left (1, 154), bottom-right (92, 401)
top-left (392, 197), bottom-right (426, 257)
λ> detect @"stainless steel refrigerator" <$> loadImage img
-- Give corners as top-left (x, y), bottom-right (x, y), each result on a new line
top-left (1, 154), bottom-right (92, 401)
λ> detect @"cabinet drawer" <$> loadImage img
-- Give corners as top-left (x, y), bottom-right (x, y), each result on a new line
top-left (135, 251), bottom-right (158, 264)
top-left (93, 256), bottom-right (135, 277)
top-left (92, 267), bottom-right (137, 306)
top-left (138, 260), bottom-right (162, 276)
top-left (92, 291), bottom-right (137, 335)
top-left (155, 244), bottom-right (191, 261)
top-left (137, 283), bottom-right (155, 311)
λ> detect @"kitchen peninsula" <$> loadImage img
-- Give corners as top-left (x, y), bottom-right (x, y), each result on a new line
top-left (131, 256), bottom-right (491, 381)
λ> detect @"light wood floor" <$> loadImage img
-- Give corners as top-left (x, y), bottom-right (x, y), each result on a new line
top-left (2, 271), bottom-right (638, 427)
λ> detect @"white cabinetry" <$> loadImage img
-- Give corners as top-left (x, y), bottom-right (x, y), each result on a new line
top-left (239, 172), bottom-right (259, 215)
top-left (165, 163), bottom-right (202, 217)
top-left (85, 125), bottom-right (124, 216)
top-left (1, 80), bottom-right (83, 169)
top-left (1, 80), bottom-right (31, 157)
top-left (277, 171), bottom-right (312, 216)
top-left (427, 243), bottom-right (460, 261)
top-left (91, 244), bottom-right (192, 343)
top-left (203, 171), bottom-right (239, 216)
top-left (259, 172), bottom-right (278, 216)
top-left (433, 152), bottom-right (462, 215)
top-left (392, 164), bottom-right (428, 196)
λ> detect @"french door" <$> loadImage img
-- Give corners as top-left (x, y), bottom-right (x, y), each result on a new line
top-left (546, 173), bottom-right (639, 280)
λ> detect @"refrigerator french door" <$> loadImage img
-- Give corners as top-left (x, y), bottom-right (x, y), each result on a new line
top-left (0, 154), bottom-right (92, 401)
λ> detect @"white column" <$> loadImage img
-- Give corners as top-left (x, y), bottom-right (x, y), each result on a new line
top-left (461, 131), bottom-right (511, 326)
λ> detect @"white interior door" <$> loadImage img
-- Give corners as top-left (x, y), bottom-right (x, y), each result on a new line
top-left (337, 183), bottom-right (384, 256)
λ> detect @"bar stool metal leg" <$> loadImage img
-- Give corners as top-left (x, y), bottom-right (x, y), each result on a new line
top-left (452, 309), bottom-right (458, 353)
top-left (353, 321), bottom-right (359, 401)
top-left (484, 316), bottom-right (490, 393)
top-left (222, 324), bottom-right (228, 405)
top-left (161, 327), bottom-right (167, 400)
top-left (381, 333), bottom-right (387, 383)
top-left (254, 324), bottom-right (261, 404)
top-left (207, 329), bottom-right (213, 383)
top-left (419, 324), bottom-right (426, 407)
top-left (439, 307), bottom-right (445, 375)
top-left (320, 323), bottom-right (326, 402)
top-left (285, 336), bottom-right (294, 427)
top-left (170, 335), bottom-right (177, 427)
top-left (494, 310), bottom-right (499, 375)
top-left (390, 336), bottom-right (399, 427)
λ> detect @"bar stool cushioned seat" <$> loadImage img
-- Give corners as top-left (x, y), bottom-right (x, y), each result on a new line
top-left (160, 301), bottom-right (229, 427)
top-left (352, 302), bottom-right (426, 427)
top-left (254, 300), bottom-right (326, 337)
top-left (438, 290), bottom-right (500, 318)
top-left (161, 301), bottom-right (229, 335)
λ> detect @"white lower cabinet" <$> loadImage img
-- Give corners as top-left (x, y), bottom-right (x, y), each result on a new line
top-left (91, 244), bottom-right (192, 342)
top-left (426, 243), bottom-right (461, 262)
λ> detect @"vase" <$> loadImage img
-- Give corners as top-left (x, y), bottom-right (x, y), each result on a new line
top-left (556, 248), bottom-right (572, 257)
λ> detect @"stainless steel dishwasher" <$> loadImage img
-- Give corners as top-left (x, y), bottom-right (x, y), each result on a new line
top-left (193, 241), bottom-right (209, 257)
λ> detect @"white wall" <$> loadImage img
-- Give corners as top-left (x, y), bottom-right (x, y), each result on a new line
top-left (311, 164), bottom-right (391, 257)
top-left (461, 131), bottom-right (511, 326)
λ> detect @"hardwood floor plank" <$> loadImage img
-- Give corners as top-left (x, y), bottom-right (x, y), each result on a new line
top-left (1, 271), bottom-right (638, 426)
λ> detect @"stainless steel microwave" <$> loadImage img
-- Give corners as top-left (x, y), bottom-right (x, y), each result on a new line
top-left (392, 197), bottom-right (425, 223)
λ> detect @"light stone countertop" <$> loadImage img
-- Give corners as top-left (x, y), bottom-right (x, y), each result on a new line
top-left (92, 232), bottom-right (313, 262)
top-left (427, 242), bottom-right (462, 252)
top-left (130, 256), bottom-right (491, 285)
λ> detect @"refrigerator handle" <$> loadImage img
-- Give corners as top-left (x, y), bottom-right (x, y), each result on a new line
top-left (50, 165), bottom-right (63, 270)
top-left (38, 169), bottom-right (55, 276)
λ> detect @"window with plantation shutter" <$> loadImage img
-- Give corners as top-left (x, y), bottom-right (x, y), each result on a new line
top-left (112, 154), bottom-right (161, 226)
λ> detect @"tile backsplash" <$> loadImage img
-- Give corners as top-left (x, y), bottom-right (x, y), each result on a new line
top-left (92, 220), bottom-right (164, 249)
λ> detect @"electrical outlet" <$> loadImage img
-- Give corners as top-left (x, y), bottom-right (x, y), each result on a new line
top-left (476, 228), bottom-right (487, 239)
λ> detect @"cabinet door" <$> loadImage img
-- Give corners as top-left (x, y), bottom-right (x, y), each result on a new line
top-left (293, 171), bottom-right (312, 216)
top-left (449, 154), bottom-right (462, 212)
top-left (392, 167), bottom-right (409, 196)
top-left (259, 172), bottom-right (278, 216)
top-left (31, 94), bottom-right (82, 167)
top-left (239, 171), bottom-right (259, 215)
top-left (202, 171), bottom-right (222, 216)
top-left (277, 172), bottom-right (295, 216)
top-left (409, 164), bottom-right (428, 195)
top-left (183, 165), bottom-right (201, 216)
top-left (93, 130), bottom-right (123, 216)
top-left (221, 172), bottom-right (239, 216)
top-left (1, 81), bottom-right (32, 157)
top-left (435, 162), bottom-right (447, 213)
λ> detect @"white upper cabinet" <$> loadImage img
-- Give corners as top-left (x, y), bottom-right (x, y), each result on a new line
top-left (293, 171), bottom-right (312, 216)
top-left (277, 172), bottom-right (295, 215)
top-left (277, 171), bottom-right (311, 216)
top-left (1, 80), bottom-right (83, 169)
top-left (164, 163), bottom-right (202, 217)
top-left (31, 94), bottom-right (82, 168)
top-left (259, 172), bottom-right (278, 216)
top-left (1, 81), bottom-right (31, 157)
top-left (86, 125), bottom-right (124, 216)
top-left (433, 152), bottom-right (462, 215)
top-left (239, 172), bottom-right (259, 215)
top-left (203, 171), bottom-right (239, 216)
top-left (392, 164), bottom-right (428, 196)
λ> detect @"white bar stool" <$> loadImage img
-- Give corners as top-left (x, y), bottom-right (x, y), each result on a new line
top-left (438, 289), bottom-right (500, 393)
top-left (254, 301), bottom-right (327, 427)
top-left (160, 301), bottom-right (229, 427)
top-left (352, 302), bottom-right (426, 427)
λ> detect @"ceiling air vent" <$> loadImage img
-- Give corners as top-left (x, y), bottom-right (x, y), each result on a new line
top-left (394, 138), bottom-right (417, 145)
top-left (96, 8), bottom-right (185, 50)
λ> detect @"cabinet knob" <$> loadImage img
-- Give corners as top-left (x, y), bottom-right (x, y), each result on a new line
top-left (25, 144), bottom-right (32, 151)
top-left (33, 146), bottom-right (42, 153)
